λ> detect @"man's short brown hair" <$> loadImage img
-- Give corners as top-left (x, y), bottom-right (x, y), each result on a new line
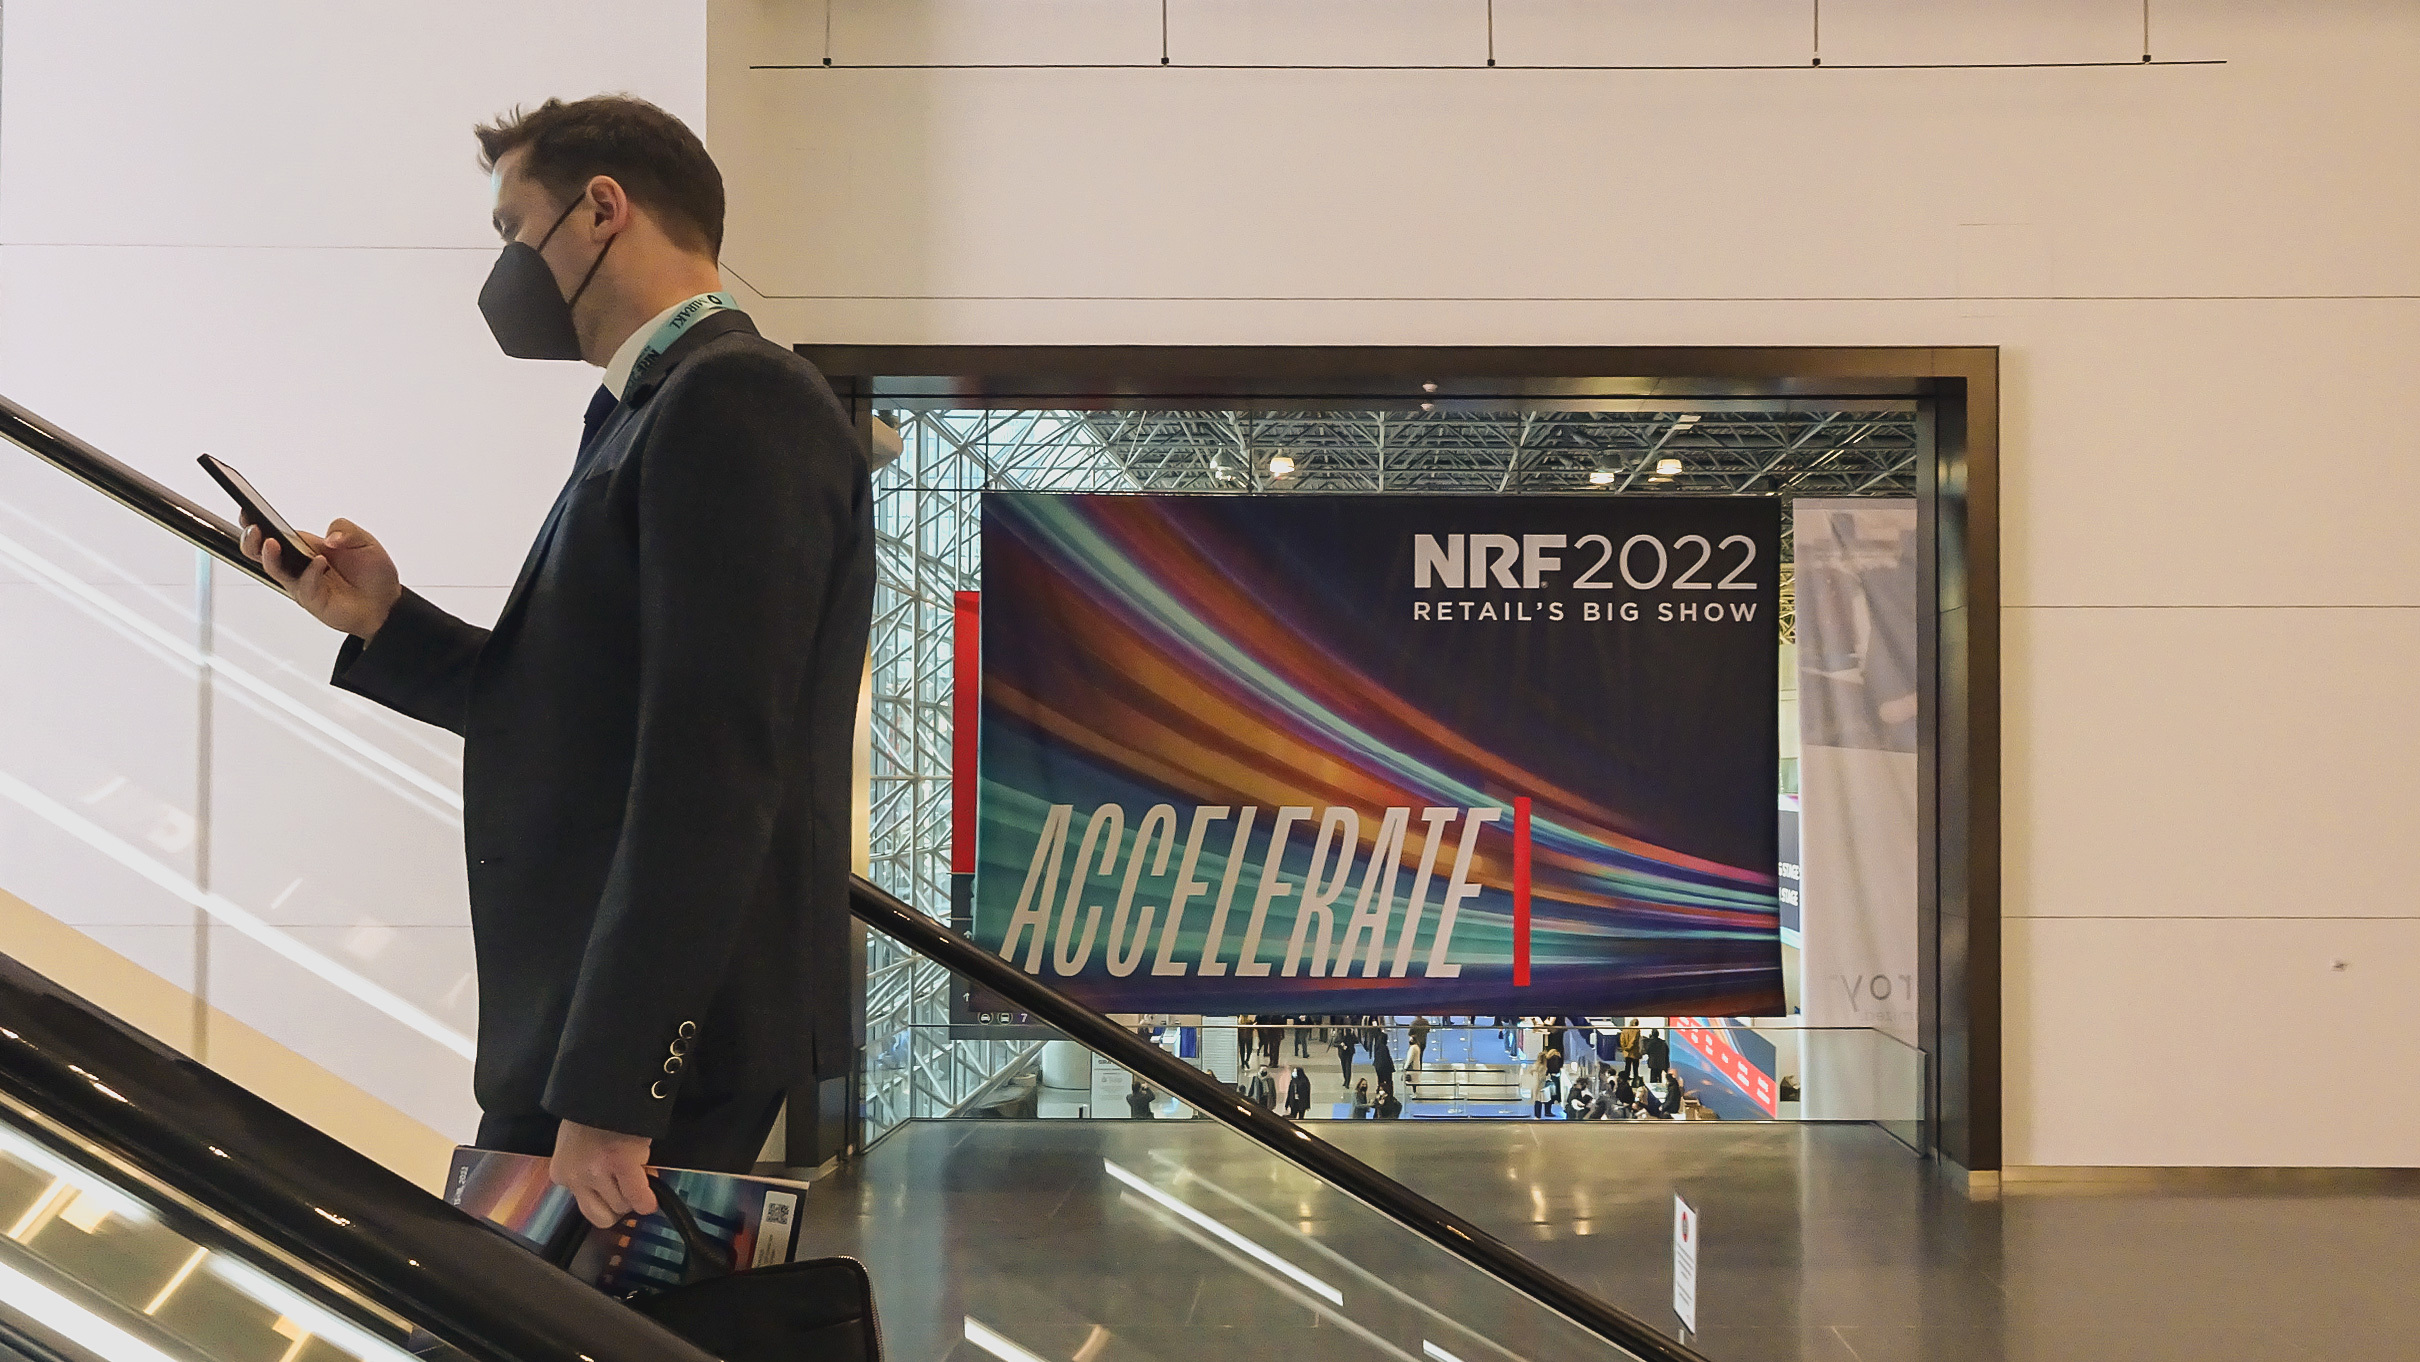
top-left (476, 95), bottom-right (724, 257)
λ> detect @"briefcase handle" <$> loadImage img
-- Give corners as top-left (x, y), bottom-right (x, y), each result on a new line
top-left (541, 1174), bottom-right (736, 1286)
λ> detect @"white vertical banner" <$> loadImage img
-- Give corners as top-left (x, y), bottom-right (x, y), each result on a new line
top-left (1201, 1018), bottom-right (1240, 1083)
top-left (1089, 1050), bottom-right (1133, 1115)
top-left (1794, 500), bottom-right (1920, 1119)
top-left (1672, 1194), bottom-right (1699, 1335)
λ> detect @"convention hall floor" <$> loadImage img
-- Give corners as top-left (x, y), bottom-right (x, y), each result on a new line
top-left (796, 1119), bottom-right (2420, 1362)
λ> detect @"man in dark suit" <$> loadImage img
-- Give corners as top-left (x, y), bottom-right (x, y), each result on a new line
top-left (240, 95), bottom-right (872, 1229)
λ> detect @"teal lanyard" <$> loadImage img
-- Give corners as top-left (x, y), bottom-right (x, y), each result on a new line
top-left (626, 292), bottom-right (738, 388)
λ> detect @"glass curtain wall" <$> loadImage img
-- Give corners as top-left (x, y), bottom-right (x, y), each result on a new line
top-left (861, 414), bottom-right (1128, 1141)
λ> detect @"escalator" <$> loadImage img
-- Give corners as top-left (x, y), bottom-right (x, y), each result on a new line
top-left (0, 393), bottom-right (1707, 1362)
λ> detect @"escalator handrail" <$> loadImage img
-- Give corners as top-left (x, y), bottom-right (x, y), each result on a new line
top-left (2, 392), bottom-right (1707, 1362)
top-left (0, 393), bottom-right (275, 589)
top-left (0, 956), bottom-right (718, 1362)
top-left (848, 876), bottom-right (1703, 1362)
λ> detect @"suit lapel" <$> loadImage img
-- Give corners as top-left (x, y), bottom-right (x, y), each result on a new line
top-left (490, 312), bottom-right (764, 635)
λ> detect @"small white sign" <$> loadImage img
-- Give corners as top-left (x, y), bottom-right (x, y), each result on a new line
top-left (1672, 1193), bottom-right (1699, 1335)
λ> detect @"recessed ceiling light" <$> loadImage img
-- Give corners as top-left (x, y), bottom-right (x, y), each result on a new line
top-left (1673, 413), bottom-right (1700, 425)
top-left (1655, 457), bottom-right (1683, 476)
top-left (1267, 454), bottom-right (1296, 477)
top-left (1588, 469), bottom-right (1618, 486)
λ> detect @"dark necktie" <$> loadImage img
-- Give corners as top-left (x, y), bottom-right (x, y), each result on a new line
top-left (579, 384), bottom-right (618, 456)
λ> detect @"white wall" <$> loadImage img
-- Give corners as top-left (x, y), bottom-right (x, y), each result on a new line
top-left (707, 0), bottom-right (2420, 1167)
top-left (0, 1), bottom-right (708, 1145)
top-left (4, 0), bottom-right (2415, 1169)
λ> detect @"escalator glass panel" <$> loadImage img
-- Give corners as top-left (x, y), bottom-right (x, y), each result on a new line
top-left (0, 1116), bottom-right (414, 1362)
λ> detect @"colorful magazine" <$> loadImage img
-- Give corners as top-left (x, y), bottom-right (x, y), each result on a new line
top-left (445, 1147), bottom-right (810, 1296)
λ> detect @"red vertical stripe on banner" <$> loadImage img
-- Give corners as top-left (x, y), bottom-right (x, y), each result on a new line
top-left (951, 591), bottom-right (981, 875)
top-left (1513, 796), bottom-right (1532, 986)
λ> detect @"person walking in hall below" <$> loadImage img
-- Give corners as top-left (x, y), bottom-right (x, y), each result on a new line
top-left (1283, 1066), bottom-right (1311, 1120)
top-left (1619, 1019), bottom-right (1643, 1082)
top-left (1521, 1051), bottom-right (1544, 1119)
top-left (1646, 1027), bottom-right (1670, 1084)
top-left (1292, 1016), bottom-right (1309, 1057)
top-left (1334, 1027), bottom-right (1358, 1089)
top-left (1405, 1017), bottom-right (1430, 1086)
top-left (1244, 1064), bottom-right (1276, 1109)
top-left (1350, 1077), bottom-right (1372, 1119)
top-left (1370, 1024), bottom-right (1395, 1096)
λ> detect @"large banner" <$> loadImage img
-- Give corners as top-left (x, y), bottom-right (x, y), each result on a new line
top-left (1794, 498), bottom-right (1920, 1071)
top-left (977, 493), bottom-right (1783, 1017)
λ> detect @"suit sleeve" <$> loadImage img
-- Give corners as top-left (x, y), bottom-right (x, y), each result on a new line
top-left (330, 589), bottom-right (489, 736)
top-left (540, 349), bottom-right (858, 1137)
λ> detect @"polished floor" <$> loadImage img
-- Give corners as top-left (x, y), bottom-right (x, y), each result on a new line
top-left (797, 1119), bottom-right (2420, 1362)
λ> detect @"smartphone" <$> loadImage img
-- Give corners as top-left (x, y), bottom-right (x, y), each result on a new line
top-left (197, 455), bottom-right (319, 572)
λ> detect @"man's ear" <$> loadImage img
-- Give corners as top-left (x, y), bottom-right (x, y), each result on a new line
top-left (583, 174), bottom-right (632, 236)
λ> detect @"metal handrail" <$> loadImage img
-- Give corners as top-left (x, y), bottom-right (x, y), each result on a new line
top-left (0, 956), bottom-right (716, 1362)
top-left (0, 392), bottom-right (274, 587)
top-left (2, 391), bottom-right (1707, 1362)
top-left (848, 877), bottom-right (1701, 1361)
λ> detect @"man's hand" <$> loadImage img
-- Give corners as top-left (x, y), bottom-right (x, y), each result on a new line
top-left (240, 515), bottom-right (402, 641)
top-left (549, 1120), bottom-right (657, 1229)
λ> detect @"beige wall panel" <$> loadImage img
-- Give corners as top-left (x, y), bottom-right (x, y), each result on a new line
top-left (1816, 0), bottom-right (2144, 65)
top-left (0, 887), bottom-right (455, 1190)
top-left (1163, 0), bottom-right (1483, 67)
top-left (205, 923), bottom-right (479, 1143)
top-left (2005, 605), bottom-right (2420, 921)
top-left (2005, 916), bottom-right (2420, 1167)
top-left (1995, 300), bottom-right (2420, 608)
top-left (713, 5), bottom-right (2418, 304)
top-left (821, 0), bottom-right (1163, 67)
top-left (717, 65), bottom-right (1965, 300)
top-left (0, 1), bottom-right (705, 249)
top-left (1494, 0), bottom-right (1813, 66)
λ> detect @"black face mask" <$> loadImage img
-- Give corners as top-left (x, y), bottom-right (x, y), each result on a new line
top-left (477, 196), bottom-right (613, 360)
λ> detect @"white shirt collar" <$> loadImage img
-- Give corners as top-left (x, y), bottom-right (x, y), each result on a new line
top-left (602, 294), bottom-right (718, 399)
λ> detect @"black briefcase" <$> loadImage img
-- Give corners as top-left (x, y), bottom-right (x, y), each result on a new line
top-left (545, 1175), bottom-right (882, 1362)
